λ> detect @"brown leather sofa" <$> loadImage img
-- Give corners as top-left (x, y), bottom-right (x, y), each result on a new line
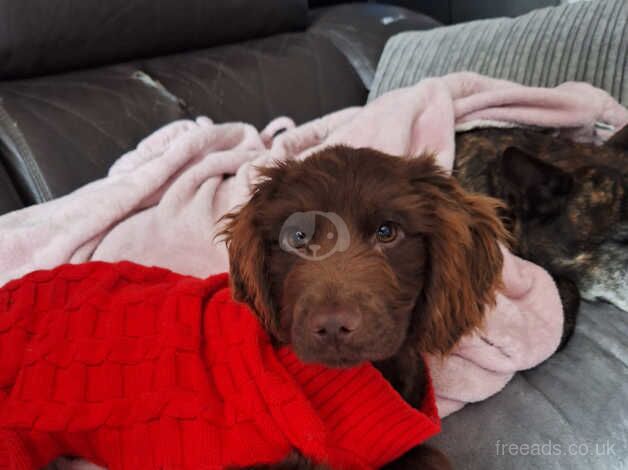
top-left (0, 0), bottom-right (439, 215)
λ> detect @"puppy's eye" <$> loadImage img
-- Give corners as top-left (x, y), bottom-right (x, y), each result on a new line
top-left (375, 223), bottom-right (398, 243)
top-left (289, 230), bottom-right (308, 249)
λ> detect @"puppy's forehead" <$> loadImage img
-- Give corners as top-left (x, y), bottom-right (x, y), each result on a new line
top-left (275, 148), bottom-right (415, 206)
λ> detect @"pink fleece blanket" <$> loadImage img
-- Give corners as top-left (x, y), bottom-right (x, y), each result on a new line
top-left (1, 73), bottom-right (627, 422)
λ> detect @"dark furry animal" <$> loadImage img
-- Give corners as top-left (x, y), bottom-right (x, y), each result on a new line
top-left (222, 146), bottom-right (507, 470)
top-left (455, 125), bottom-right (628, 333)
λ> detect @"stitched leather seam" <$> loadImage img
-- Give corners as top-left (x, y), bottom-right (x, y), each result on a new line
top-left (0, 99), bottom-right (52, 202)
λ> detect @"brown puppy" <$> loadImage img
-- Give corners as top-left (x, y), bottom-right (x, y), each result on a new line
top-left (455, 125), bottom-right (628, 338)
top-left (222, 145), bottom-right (507, 469)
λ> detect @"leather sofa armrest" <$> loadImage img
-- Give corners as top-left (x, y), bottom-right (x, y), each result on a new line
top-left (309, 3), bottom-right (441, 88)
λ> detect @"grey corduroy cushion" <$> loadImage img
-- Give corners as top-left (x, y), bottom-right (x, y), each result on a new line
top-left (369, 0), bottom-right (627, 104)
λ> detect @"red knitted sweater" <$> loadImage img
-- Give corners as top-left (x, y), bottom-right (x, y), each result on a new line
top-left (0, 262), bottom-right (440, 470)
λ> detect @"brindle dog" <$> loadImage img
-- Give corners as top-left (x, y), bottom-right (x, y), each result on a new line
top-left (455, 125), bottom-right (628, 336)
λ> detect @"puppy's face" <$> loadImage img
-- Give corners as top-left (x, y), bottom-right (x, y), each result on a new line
top-left (270, 183), bottom-right (428, 367)
top-left (223, 146), bottom-right (505, 367)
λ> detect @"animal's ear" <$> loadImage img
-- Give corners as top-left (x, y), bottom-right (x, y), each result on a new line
top-left (498, 146), bottom-right (573, 219)
top-left (408, 156), bottom-right (507, 354)
top-left (219, 176), bottom-right (278, 335)
top-left (606, 124), bottom-right (628, 149)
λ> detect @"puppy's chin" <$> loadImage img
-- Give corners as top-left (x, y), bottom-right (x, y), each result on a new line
top-left (296, 351), bottom-right (365, 369)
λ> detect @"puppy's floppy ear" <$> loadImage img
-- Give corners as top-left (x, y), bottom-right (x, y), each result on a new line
top-left (409, 156), bottom-right (507, 354)
top-left (219, 169), bottom-right (282, 334)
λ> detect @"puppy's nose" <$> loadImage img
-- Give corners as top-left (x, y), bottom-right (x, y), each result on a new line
top-left (310, 308), bottom-right (362, 341)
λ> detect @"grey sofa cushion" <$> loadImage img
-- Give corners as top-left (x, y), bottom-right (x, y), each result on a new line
top-left (430, 300), bottom-right (628, 469)
top-left (369, 0), bottom-right (627, 104)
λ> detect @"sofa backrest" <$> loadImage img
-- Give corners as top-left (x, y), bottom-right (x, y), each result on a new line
top-left (0, 0), bottom-right (308, 80)
top-left (0, 3), bottom-right (438, 208)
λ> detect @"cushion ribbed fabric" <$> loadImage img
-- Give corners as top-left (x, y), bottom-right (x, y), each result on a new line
top-left (370, 0), bottom-right (627, 104)
top-left (0, 262), bottom-right (440, 470)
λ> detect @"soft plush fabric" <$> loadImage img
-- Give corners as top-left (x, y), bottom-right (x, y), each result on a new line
top-left (370, 0), bottom-right (627, 104)
top-left (1, 73), bottom-right (627, 420)
top-left (0, 261), bottom-right (440, 470)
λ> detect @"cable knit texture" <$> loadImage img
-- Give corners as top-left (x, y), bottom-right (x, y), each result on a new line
top-left (0, 261), bottom-right (440, 470)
